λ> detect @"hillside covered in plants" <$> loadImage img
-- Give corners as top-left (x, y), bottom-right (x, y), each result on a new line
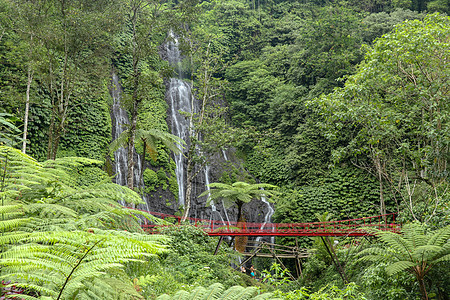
top-left (0, 0), bottom-right (449, 299)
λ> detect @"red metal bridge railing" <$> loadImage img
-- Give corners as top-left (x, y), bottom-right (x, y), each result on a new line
top-left (129, 208), bottom-right (401, 237)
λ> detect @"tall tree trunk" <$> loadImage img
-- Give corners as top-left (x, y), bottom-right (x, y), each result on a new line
top-left (127, 87), bottom-right (139, 190)
top-left (374, 154), bottom-right (386, 218)
top-left (22, 64), bottom-right (33, 154)
top-left (182, 152), bottom-right (194, 221)
top-left (47, 110), bottom-right (55, 160)
top-left (321, 237), bottom-right (348, 284)
top-left (127, 6), bottom-right (140, 191)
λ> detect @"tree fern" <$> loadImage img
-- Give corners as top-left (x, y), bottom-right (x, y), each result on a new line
top-left (199, 182), bottom-right (279, 222)
top-left (0, 146), bottom-right (168, 298)
top-left (155, 283), bottom-right (279, 300)
top-left (358, 222), bottom-right (450, 300)
top-left (0, 113), bottom-right (21, 146)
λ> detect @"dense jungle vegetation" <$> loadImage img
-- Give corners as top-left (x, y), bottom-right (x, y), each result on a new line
top-left (0, 0), bottom-right (449, 299)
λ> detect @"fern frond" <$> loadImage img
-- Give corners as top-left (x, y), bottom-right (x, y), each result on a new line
top-left (375, 231), bottom-right (413, 259)
top-left (0, 204), bottom-right (23, 214)
top-left (26, 203), bottom-right (78, 219)
top-left (0, 218), bottom-right (32, 232)
top-left (168, 290), bottom-right (190, 299)
top-left (433, 253), bottom-right (450, 264)
top-left (386, 260), bottom-right (416, 276)
top-left (109, 130), bottom-right (130, 154)
top-left (253, 293), bottom-right (280, 300)
top-left (189, 286), bottom-right (208, 299)
top-left (220, 286), bottom-right (245, 299)
top-left (0, 232), bottom-right (31, 245)
top-left (204, 283), bottom-right (225, 300)
top-left (234, 286), bottom-right (258, 300)
top-left (0, 146), bottom-right (170, 298)
top-left (412, 245), bottom-right (443, 261)
top-left (402, 222), bottom-right (426, 249)
top-left (428, 224), bottom-right (450, 247)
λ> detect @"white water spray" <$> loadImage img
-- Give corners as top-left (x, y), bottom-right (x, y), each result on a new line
top-left (256, 192), bottom-right (275, 244)
top-left (166, 33), bottom-right (192, 205)
top-left (110, 73), bottom-right (149, 211)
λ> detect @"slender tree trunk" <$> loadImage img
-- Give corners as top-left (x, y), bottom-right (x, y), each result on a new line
top-left (127, 6), bottom-right (140, 191)
top-left (417, 274), bottom-right (428, 300)
top-left (374, 155), bottom-right (386, 218)
top-left (140, 139), bottom-right (146, 181)
top-left (182, 41), bottom-right (197, 221)
top-left (47, 110), bottom-right (55, 160)
top-left (182, 153), bottom-right (194, 221)
top-left (22, 64), bottom-right (33, 154)
top-left (321, 237), bottom-right (348, 284)
top-left (127, 95), bottom-right (138, 190)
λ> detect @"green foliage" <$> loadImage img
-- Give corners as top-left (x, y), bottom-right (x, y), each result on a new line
top-left (0, 113), bottom-right (21, 147)
top-left (311, 13), bottom-right (449, 222)
top-left (261, 263), bottom-right (293, 288)
top-left (156, 282), bottom-right (278, 300)
top-left (58, 92), bottom-right (112, 161)
top-left (275, 167), bottom-right (383, 225)
top-left (142, 165), bottom-right (178, 198)
top-left (0, 146), bottom-right (167, 299)
top-left (168, 173), bottom-right (179, 200)
top-left (130, 226), bottom-right (245, 298)
top-left (157, 169), bottom-right (169, 190)
top-left (357, 262), bottom-right (418, 300)
top-left (273, 282), bottom-right (367, 300)
top-left (143, 169), bottom-right (159, 193)
top-left (358, 222), bottom-right (450, 299)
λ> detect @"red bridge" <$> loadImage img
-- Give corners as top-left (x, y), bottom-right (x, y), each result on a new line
top-left (131, 209), bottom-right (401, 237)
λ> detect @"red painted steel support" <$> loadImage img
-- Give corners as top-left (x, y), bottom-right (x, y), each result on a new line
top-left (125, 207), bottom-right (400, 237)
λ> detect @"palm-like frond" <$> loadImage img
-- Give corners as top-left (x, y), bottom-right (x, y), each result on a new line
top-left (0, 113), bottom-right (21, 146)
top-left (1, 230), bottom-right (167, 299)
top-left (203, 282), bottom-right (224, 299)
top-left (135, 128), bottom-right (185, 155)
top-left (199, 181), bottom-right (279, 209)
top-left (110, 128), bottom-right (184, 159)
top-left (155, 283), bottom-right (275, 300)
top-left (358, 222), bottom-right (450, 298)
top-left (109, 129), bottom-right (131, 154)
top-left (0, 146), bottom-right (169, 298)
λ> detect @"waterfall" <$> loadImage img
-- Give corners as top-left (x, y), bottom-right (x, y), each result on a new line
top-left (168, 79), bottom-right (191, 205)
top-left (111, 73), bottom-right (128, 191)
top-left (222, 149), bottom-right (228, 161)
top-left (110, 72), bottom-right (149, 211)
top-left (256, 192), bottom-right (275, 244)
top-left (166, 33), bottom-right (192, 206)
top-left (205, 165), bottom-right (229, 225)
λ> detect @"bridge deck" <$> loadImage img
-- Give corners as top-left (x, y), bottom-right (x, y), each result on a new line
top-left (131, 209), bottom-right (400, 237)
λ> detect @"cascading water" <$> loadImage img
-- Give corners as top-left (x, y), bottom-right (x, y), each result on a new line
top-left (168, 79), bottom-right (191, 205)
top-left (110, 72), bottom-right (149, 211)
top-left (205, 165), bottom-right (230, 225)
top-left (111, 73), bottom-right (128, 192)
top-left (166, 33), bottom-right (192, 205)
top-left (256, 193), bottom-right (275, 244)
top-left (222, 149), bottom-right (228, 161)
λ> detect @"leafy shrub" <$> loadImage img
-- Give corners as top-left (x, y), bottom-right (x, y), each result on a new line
top-left (273, 282), bottom-right (367, 300)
